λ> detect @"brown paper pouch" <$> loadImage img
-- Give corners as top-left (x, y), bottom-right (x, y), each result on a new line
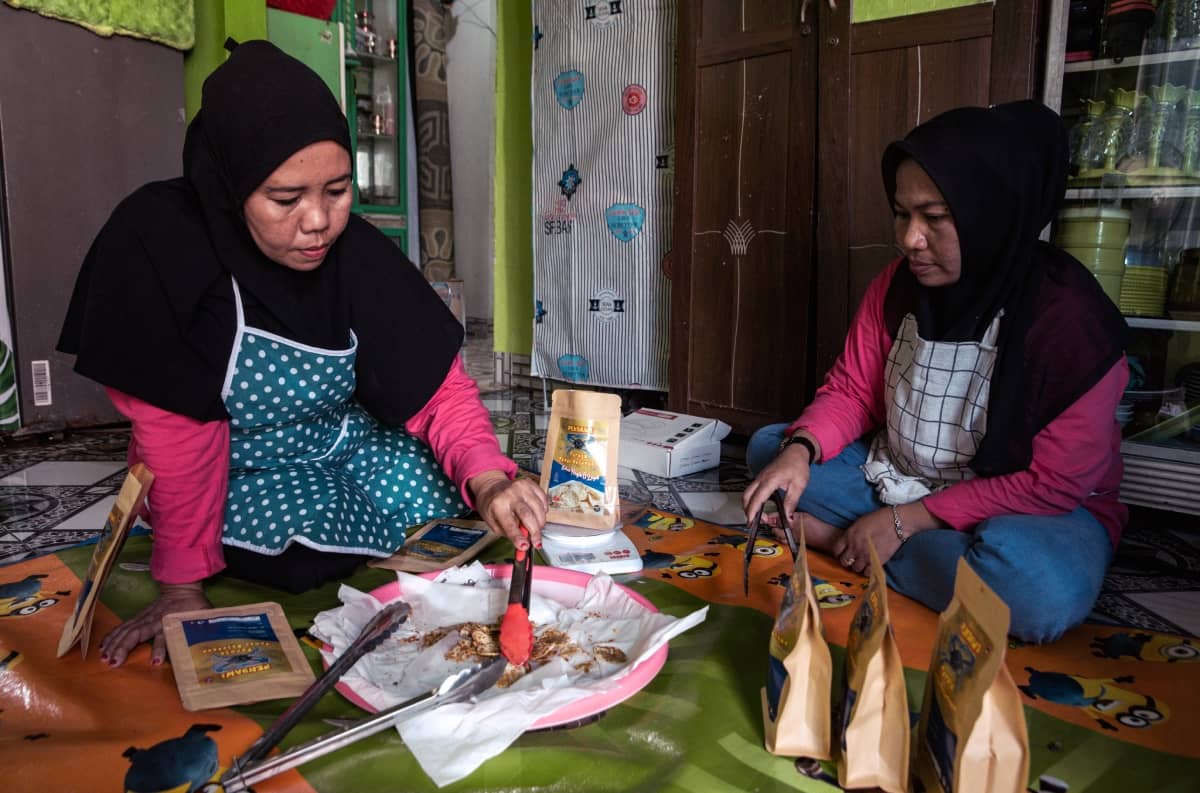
top-left (163, 602), bottom-right (315, 711)
top-left (539, 389), bottom-right (621, 530)
top-left (915, 559), bottom-right (1026, 793)
top-left (369, 518), bottom-right (498, 573)
top-left (959, 664), bottom-right (1029, 793)
top-left (838, 540), bottom-right (909, 793)
top-left (761, 521), bottom-right (832, 760)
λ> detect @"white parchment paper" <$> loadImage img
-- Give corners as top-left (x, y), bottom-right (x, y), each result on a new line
top-left (311, 563), bottom-right (707, 786)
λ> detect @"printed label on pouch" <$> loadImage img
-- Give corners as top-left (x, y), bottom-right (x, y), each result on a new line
top-left (182, 613), bottom-right (290, 685)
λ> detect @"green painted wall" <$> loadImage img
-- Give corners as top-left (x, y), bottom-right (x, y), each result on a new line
top-left (852, 0), bottom-right (990, 24)
top-left (183, 0), bottom-right (267, 122)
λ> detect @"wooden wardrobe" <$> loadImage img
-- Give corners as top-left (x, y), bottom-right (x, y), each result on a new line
top-left (669, 1), bottom-right (1044, 435)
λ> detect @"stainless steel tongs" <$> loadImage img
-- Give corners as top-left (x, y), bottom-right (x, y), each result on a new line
top-left (218, 601), bottom-right (505, 792)
top-left (743, 489), bottom-right (799, 594)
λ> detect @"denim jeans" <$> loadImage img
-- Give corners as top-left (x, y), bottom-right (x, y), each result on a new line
top-left (747, 424), bottom-right (1113, 643)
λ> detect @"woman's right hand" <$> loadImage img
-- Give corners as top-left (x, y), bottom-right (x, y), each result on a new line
top-left (99, 582), bottom-right (210, 668)
top-left (742, 442), bottom-right (815, 527)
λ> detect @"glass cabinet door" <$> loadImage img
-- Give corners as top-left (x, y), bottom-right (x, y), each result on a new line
top-left (343, 0), bottom-right (408, 243)
top-left (1045, 0), bottom-right (1200, 514)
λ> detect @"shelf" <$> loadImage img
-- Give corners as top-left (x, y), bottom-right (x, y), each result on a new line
top-left (1121, 438), bottom-right (1200, 465)
top-left (348, 50), bottom-right (397, 66)
top-left (1126, 316), bottom-right (1200, 332)
top-left (357, 132), bottom-right (397, 141)
top-left (1065, 185), bottom-right (1200, 200)
top-left (1064, 49), bottom-right (1200, 73)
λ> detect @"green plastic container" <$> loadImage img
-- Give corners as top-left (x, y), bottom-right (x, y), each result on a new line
top-left (1054, 206), bottom-right (1131, 250)
top-left (1063, 244), bottom-right (1127, 275)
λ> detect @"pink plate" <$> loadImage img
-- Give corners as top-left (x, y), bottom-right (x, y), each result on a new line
top-left (326, 564), bottom-right (668, 729)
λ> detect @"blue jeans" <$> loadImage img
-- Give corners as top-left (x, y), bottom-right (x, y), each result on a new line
top-left (747, 424), bottom-right (1114, 644)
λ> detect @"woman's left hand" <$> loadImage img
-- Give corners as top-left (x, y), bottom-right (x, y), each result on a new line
top-left (831, 501), bottom-right (945, 575)
top-left (831, 508), bottom-right (903, 575)
top-left (468, 470), bottom-right (548, 550)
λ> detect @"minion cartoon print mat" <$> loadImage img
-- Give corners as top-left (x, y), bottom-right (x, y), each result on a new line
top-left (0, 513), bottom-right (1196, 793)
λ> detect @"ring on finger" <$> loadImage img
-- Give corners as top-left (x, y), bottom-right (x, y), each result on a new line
top-left (841, 555), bottom-right (856, 568)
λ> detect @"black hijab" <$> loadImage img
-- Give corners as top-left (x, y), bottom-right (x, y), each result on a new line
top-left (880, 101), bottom-right (1128, 476)
top-left (60, 40), bottom-right (463, 426)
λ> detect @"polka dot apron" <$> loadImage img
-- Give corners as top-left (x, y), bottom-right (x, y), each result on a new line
top-left (219, 277), bottom-right (467, 557)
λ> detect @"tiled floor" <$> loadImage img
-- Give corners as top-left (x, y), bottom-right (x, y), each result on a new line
top-left (2, 331), bottom-right (1198, 637)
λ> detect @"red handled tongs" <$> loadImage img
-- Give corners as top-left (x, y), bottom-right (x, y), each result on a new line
top-left (498, 527), bottom-right (535, 666)
top-left (744, 490), bottom-right (799, 594)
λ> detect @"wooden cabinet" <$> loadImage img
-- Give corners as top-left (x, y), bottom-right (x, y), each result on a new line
top-left (669, 1), bottom-right (1042, 435)
top-left (669, 0), bottom-right (818, 433)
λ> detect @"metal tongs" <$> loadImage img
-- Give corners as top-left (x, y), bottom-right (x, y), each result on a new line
top-left (219, 600), bottom-right (505, 792)
top-left (743, 489), bottom-right (799, 594)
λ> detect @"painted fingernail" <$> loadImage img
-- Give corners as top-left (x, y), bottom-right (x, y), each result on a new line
top-left (151, 658), bottom-right (162, 666)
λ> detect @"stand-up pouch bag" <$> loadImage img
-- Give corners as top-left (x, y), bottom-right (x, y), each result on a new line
top-left (915, 559), bottom-right (1030, 793)
top-left (761, 521), bottom-right (832, 759)
top-left (838, 539), bottom-right (909, 792)
top-left (540, 389), bottom-right (621, 530)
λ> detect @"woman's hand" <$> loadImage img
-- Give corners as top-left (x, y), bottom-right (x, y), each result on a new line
top-left (831, 508), bottom-right (903, 575)
top-left (469, 470), bottom-right (548, 550)
top-left (742, 441), bottom-right (816, 526)
top-left (99, 582), bottom-right (210, 668)
top-left (831, 501), bottom-right (944, 575)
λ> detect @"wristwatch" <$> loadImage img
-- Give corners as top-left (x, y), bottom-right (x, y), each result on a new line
top-left (779, 433), bottom-right (817, 464)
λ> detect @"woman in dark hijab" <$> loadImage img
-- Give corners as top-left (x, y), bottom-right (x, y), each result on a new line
top-left (742, 101), bottom-right (1129, 643)
top-left (59, 40), bottom-right (547, 667)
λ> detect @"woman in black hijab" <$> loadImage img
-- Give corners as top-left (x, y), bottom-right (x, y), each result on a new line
top-left (60, 40), bottom-right (547, 666)
top-left (743, 101), bottom-right (1129, 643)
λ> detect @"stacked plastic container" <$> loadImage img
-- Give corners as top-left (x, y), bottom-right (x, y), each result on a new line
top-left (1053, 206), bottom-right (1131, 305)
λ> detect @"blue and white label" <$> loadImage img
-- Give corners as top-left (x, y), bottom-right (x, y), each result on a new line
top-left (558, 354), bottom-right (590, 382)
top-left (558, 164), bottom-right (582, 199)
top-left (605, 203), bottom-right (645, 242)
top-left (553, 70), bottom-right (586, 109)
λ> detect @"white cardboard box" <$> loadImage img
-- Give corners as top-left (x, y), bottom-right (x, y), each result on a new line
top-left (619, 408), bottom-right (732, 478)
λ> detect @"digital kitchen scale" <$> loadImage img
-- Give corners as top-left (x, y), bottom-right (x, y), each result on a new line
top-left (538, 521), bottom-right (644, 575)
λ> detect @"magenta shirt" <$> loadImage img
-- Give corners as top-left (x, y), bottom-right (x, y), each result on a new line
top-left (108, 356), bottom-right (517, 584)
top-left (789, 259), bottom-right (1129, 546)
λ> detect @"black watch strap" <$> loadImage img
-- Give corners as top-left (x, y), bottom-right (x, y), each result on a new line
top-left (779, 433), bottom-right (817, 464)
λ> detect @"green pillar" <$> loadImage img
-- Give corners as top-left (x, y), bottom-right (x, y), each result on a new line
top-left (492, 0), bottom-right (534, 355)
top-left (183, 0), bottom-right (267, 121)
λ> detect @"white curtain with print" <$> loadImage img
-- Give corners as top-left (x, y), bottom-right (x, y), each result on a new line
top-left (530, 0), bottom-right (675, 390)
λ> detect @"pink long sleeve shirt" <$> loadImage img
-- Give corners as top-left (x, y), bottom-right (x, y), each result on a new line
top-left (789, 259), bottom-right (1129, 546)
top-left (108, 356), bottom-right (516, 584)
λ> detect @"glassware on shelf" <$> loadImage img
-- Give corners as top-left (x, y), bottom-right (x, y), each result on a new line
top-left (1184, 89), bottom-right (1200, 176)
top-left (1079, 99), bottom-right (1113, 177)
top-left (356, 10), bottom-right (378, 55)
top-left (356, 147), bottom-right (373, 203)
top-left (1091, 88), bottom-right (1137, 175)
top-left (1070, 98), bottom-right (1107, 175)
top-left (374, 82), bottom-right (395, 135)
top-left (1140, 83), bottom-right (1189, 176)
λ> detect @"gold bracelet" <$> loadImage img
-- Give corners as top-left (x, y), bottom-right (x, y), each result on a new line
top-left (890, 504), bottom-right (908, 545)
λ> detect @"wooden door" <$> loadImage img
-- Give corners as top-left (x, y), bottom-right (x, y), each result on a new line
top-left (814, 2), bottom-right (1044, 379)
top-left (669, 0), bottom-right (817, 434)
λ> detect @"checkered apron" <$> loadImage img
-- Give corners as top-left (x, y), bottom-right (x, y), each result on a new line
top-left (861, 312), bottom-right (1003, 504)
